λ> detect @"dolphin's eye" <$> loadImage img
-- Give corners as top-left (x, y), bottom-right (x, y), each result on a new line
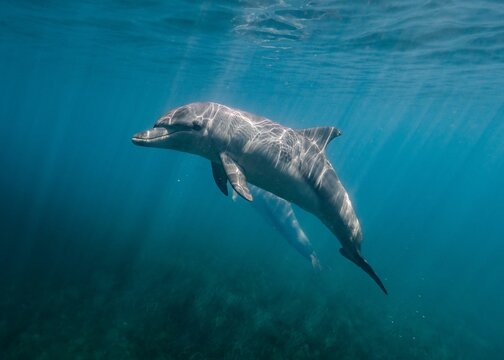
top-left (192, 121), bottom-right (202, 131)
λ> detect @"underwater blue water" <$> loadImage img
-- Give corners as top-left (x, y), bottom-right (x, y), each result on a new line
top-left (1, 1), bottom-right (503, 358)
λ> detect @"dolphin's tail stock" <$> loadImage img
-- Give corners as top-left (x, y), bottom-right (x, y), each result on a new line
top-left (339, 248), bottom-right (388, 295)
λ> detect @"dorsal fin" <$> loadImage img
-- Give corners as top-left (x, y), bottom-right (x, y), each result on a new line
top-left (296, 126), bottom-right (342, 150)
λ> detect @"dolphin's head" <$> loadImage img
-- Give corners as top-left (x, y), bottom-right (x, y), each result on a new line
top-left (132, 103), bottom-right (212, 155)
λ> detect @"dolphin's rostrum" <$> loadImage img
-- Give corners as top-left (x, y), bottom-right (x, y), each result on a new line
top-left (132, 102), bottom-right (387, 294)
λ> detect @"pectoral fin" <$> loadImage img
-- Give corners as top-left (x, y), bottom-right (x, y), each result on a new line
top-left (219, 153), bottom-right (253, 201)
top-left (211, 161), bottom-right (228, 196)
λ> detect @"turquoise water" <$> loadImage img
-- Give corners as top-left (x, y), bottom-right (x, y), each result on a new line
top-left (1, 1), bottom-right (504, 358)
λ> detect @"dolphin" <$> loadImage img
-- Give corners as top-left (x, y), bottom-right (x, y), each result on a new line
top-left (246, 185), bottom-right (321, 270)
top-left (132, 102), bottom-right (387, 294)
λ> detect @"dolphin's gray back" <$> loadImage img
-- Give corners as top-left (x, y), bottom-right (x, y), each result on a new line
top-left (317, 168), bottom-right (363, 248)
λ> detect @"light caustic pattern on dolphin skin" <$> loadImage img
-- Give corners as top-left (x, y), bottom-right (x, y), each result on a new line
top-left (202, 103), bottom-right (338, 188)
top-left (197, 103), bottom-right (360, 242)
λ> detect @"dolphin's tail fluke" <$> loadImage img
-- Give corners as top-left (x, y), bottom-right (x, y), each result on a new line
top-left (339, 248), bottom-right (388, 295)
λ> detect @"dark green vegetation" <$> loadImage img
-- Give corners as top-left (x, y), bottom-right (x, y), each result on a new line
top-left (0, 203), bottom-right (486, 359)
